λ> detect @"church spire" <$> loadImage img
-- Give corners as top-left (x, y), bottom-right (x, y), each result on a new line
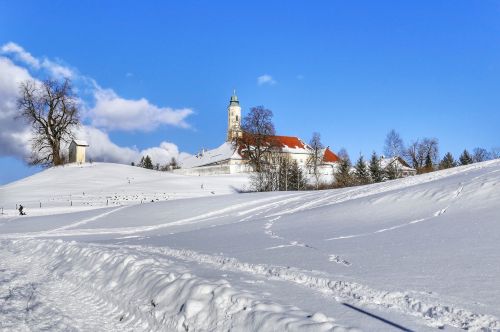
top-left (230, 89), bottom-right (239, 105)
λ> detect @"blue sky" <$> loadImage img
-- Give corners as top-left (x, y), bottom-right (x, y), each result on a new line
top-left (1, 1), bottom-right (499, 184)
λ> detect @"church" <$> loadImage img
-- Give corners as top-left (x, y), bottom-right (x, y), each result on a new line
top-left (178, 92), bottom-right (340, 177)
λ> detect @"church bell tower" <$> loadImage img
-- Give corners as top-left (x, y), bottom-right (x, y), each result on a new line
top-left (227, 90), bottom-right (242, 141)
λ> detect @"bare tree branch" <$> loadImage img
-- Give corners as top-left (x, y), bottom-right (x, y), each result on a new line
top-left (17, 78), bottom-right (80, 167)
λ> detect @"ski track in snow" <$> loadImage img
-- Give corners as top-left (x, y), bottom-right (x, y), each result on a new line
top-left (50, 205), bottom-right (128, 232)
top-left (0, 243), bottom-right (133, 331)
top-left (263, 215), bottom-right (318, 251)
top-left (124, 243), bottom-right (500, 331)
top-left (0, 194), bottom-right (303, 239)
top-left (2, 161), bottom-right (500, 331)
top-left (325, 182), bottom-right (465, 242)
top-left (0, 239), bottom-right (355, 332)
top-left (261, 213), bottom-right (347, 268)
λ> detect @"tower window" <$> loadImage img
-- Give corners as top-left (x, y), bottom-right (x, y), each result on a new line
top-left (236, 115), bottom-right (239, 121)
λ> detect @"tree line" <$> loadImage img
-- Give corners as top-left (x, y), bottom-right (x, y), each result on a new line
top-left (14, 77), bottom-right (499, 192)
top-left (383, 129), bottom-right (498, 172)
top-left (233, 106), bottom-right (499, 191)
top-left (132, 156), bottom-right (180, 171)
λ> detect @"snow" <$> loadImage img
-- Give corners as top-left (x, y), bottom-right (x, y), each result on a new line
top-left (71, 139), bottom-right (89, 146)
top-left (1, 160), bottom-right (500, 331)
top-left (179, 142), bottom-right (241, 168)
top-left (0, 162), bottom-right (249, 217)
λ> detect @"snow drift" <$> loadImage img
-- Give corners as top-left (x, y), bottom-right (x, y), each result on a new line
top-left (1, 160), bottom-right (500, 331)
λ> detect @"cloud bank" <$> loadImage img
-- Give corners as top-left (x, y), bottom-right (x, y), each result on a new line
top-left (0, 42), bottom-right (192, 166)
top-left (90, 88), bottom-right (193, 131)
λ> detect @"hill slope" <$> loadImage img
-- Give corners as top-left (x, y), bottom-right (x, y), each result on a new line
top-left (0, 162), bottom-right (249, 216)
top-left (1, 160), bottom-right (499, 331)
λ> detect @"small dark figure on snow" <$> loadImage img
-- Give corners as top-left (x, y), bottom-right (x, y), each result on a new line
top-left (18, 205), bottom-right (26, 216)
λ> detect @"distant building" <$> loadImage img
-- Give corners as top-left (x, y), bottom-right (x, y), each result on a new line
top-left (227, 90), bottom-right (243, 142)
top-left (379, 156), bottom-right (417, 177)
top-left (69, 140), bottom-right (89, 164)
top-left (178, 92), bottom-right (340, 177)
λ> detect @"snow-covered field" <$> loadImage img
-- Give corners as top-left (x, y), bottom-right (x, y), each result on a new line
top-left (1, 161), bottom-right (499, 331)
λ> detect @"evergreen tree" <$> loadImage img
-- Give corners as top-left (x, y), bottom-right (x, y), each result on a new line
top-left (354, 155), bottom-right (370, 185)
top-left (334, 156), bottom-right (353, 188)
top-left (276, 157), bottom-right (290, 191)
top-left (439, 152), bottom-right (455, 169)
top-left (138, 156), bottom-right (145, 167)
top-left (369, 152), bottom-right (384, 183)
top-left (143, 155), bottom-right (154, 169)
top-left (422, 152), bottom-right (434, 173)
top-left (459, 149), bottom-right (473, 165)
top-left (288, 160), bottom-right (306, 190)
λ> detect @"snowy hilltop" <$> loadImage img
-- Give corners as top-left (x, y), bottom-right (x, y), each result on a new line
top-left (1, 160), bottom-right (500, 331)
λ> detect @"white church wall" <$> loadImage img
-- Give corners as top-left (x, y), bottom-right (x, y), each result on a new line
top-left (173, 163), bottom-right (252, 176)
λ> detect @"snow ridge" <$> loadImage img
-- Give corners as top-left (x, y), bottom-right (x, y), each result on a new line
top-left (129, 244), bottom-right (500, 331)
top-left (1, 239), bottom-right (356, 332)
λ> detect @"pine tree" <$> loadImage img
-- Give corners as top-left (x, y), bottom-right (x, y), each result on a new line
top-left (143, 155), bottom-right (154, 169)
top-left (289, 160), bottom-right (306, 190)
top-left (354, 155), bottom-right (370, 185)
top-left (335, 157), bottom-right (353, 188)
top-left (369, 152), bottom-right (384, 183)
top-left (439, 152), bottom-right (455, 169)
top-left (422, 152), bottom-right (434, 173)
top-left (459, 149), bottom-right (473, 165)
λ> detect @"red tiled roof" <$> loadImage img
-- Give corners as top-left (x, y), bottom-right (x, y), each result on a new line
top-left (272, 135), bottom-right (306, 149)
top-left (323, 147), bottom-right (340, 163)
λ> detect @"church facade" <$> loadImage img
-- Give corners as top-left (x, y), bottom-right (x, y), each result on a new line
top-left (178, 92), bottom-right (340, 177)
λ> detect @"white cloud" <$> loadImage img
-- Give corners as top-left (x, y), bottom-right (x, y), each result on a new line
top-left (257, 74), bottom-right (277, 86)
top-left (74, 126), bottom-right (138, 164)
top-left (75, 126), bottom-right (189, 165)
top-left (41, 58), bottom-right (74, 79)
top-left (1, 42), bottom-right (74, 78)
top-left (0, 42), bottom-right (193, 167)
top-left (1, 42), bottom-right (40, 68)
top-left (0, 57), bottom-right (36, 159)
top-left (89, 88), bottom-right (193, 131)
top-left (140, 142), bottom-right (182, 165)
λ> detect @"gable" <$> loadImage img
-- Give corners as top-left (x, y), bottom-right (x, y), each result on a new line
top-left (323, 148), bottom-right (340, 163)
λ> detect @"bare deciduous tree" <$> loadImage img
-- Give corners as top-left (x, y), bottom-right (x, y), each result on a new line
top-left (235, 106), bottom-right (279, 173)
top-left (404, 137), bottom-right (439, 172)
top-left (17, 79), bottom-right (80, 166)
top-left (405, 140), bottom-right (420, 169)
top-left (307, 132), bottom-right (324, 189)
top-left (472, 147), bottom-right (490, 163)
top-left (420, 137), bottom-right (439, 171)
top-left (491, 147), bottom-right (500, 159)
top-left (383, 129), bottom-right (404, 158)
